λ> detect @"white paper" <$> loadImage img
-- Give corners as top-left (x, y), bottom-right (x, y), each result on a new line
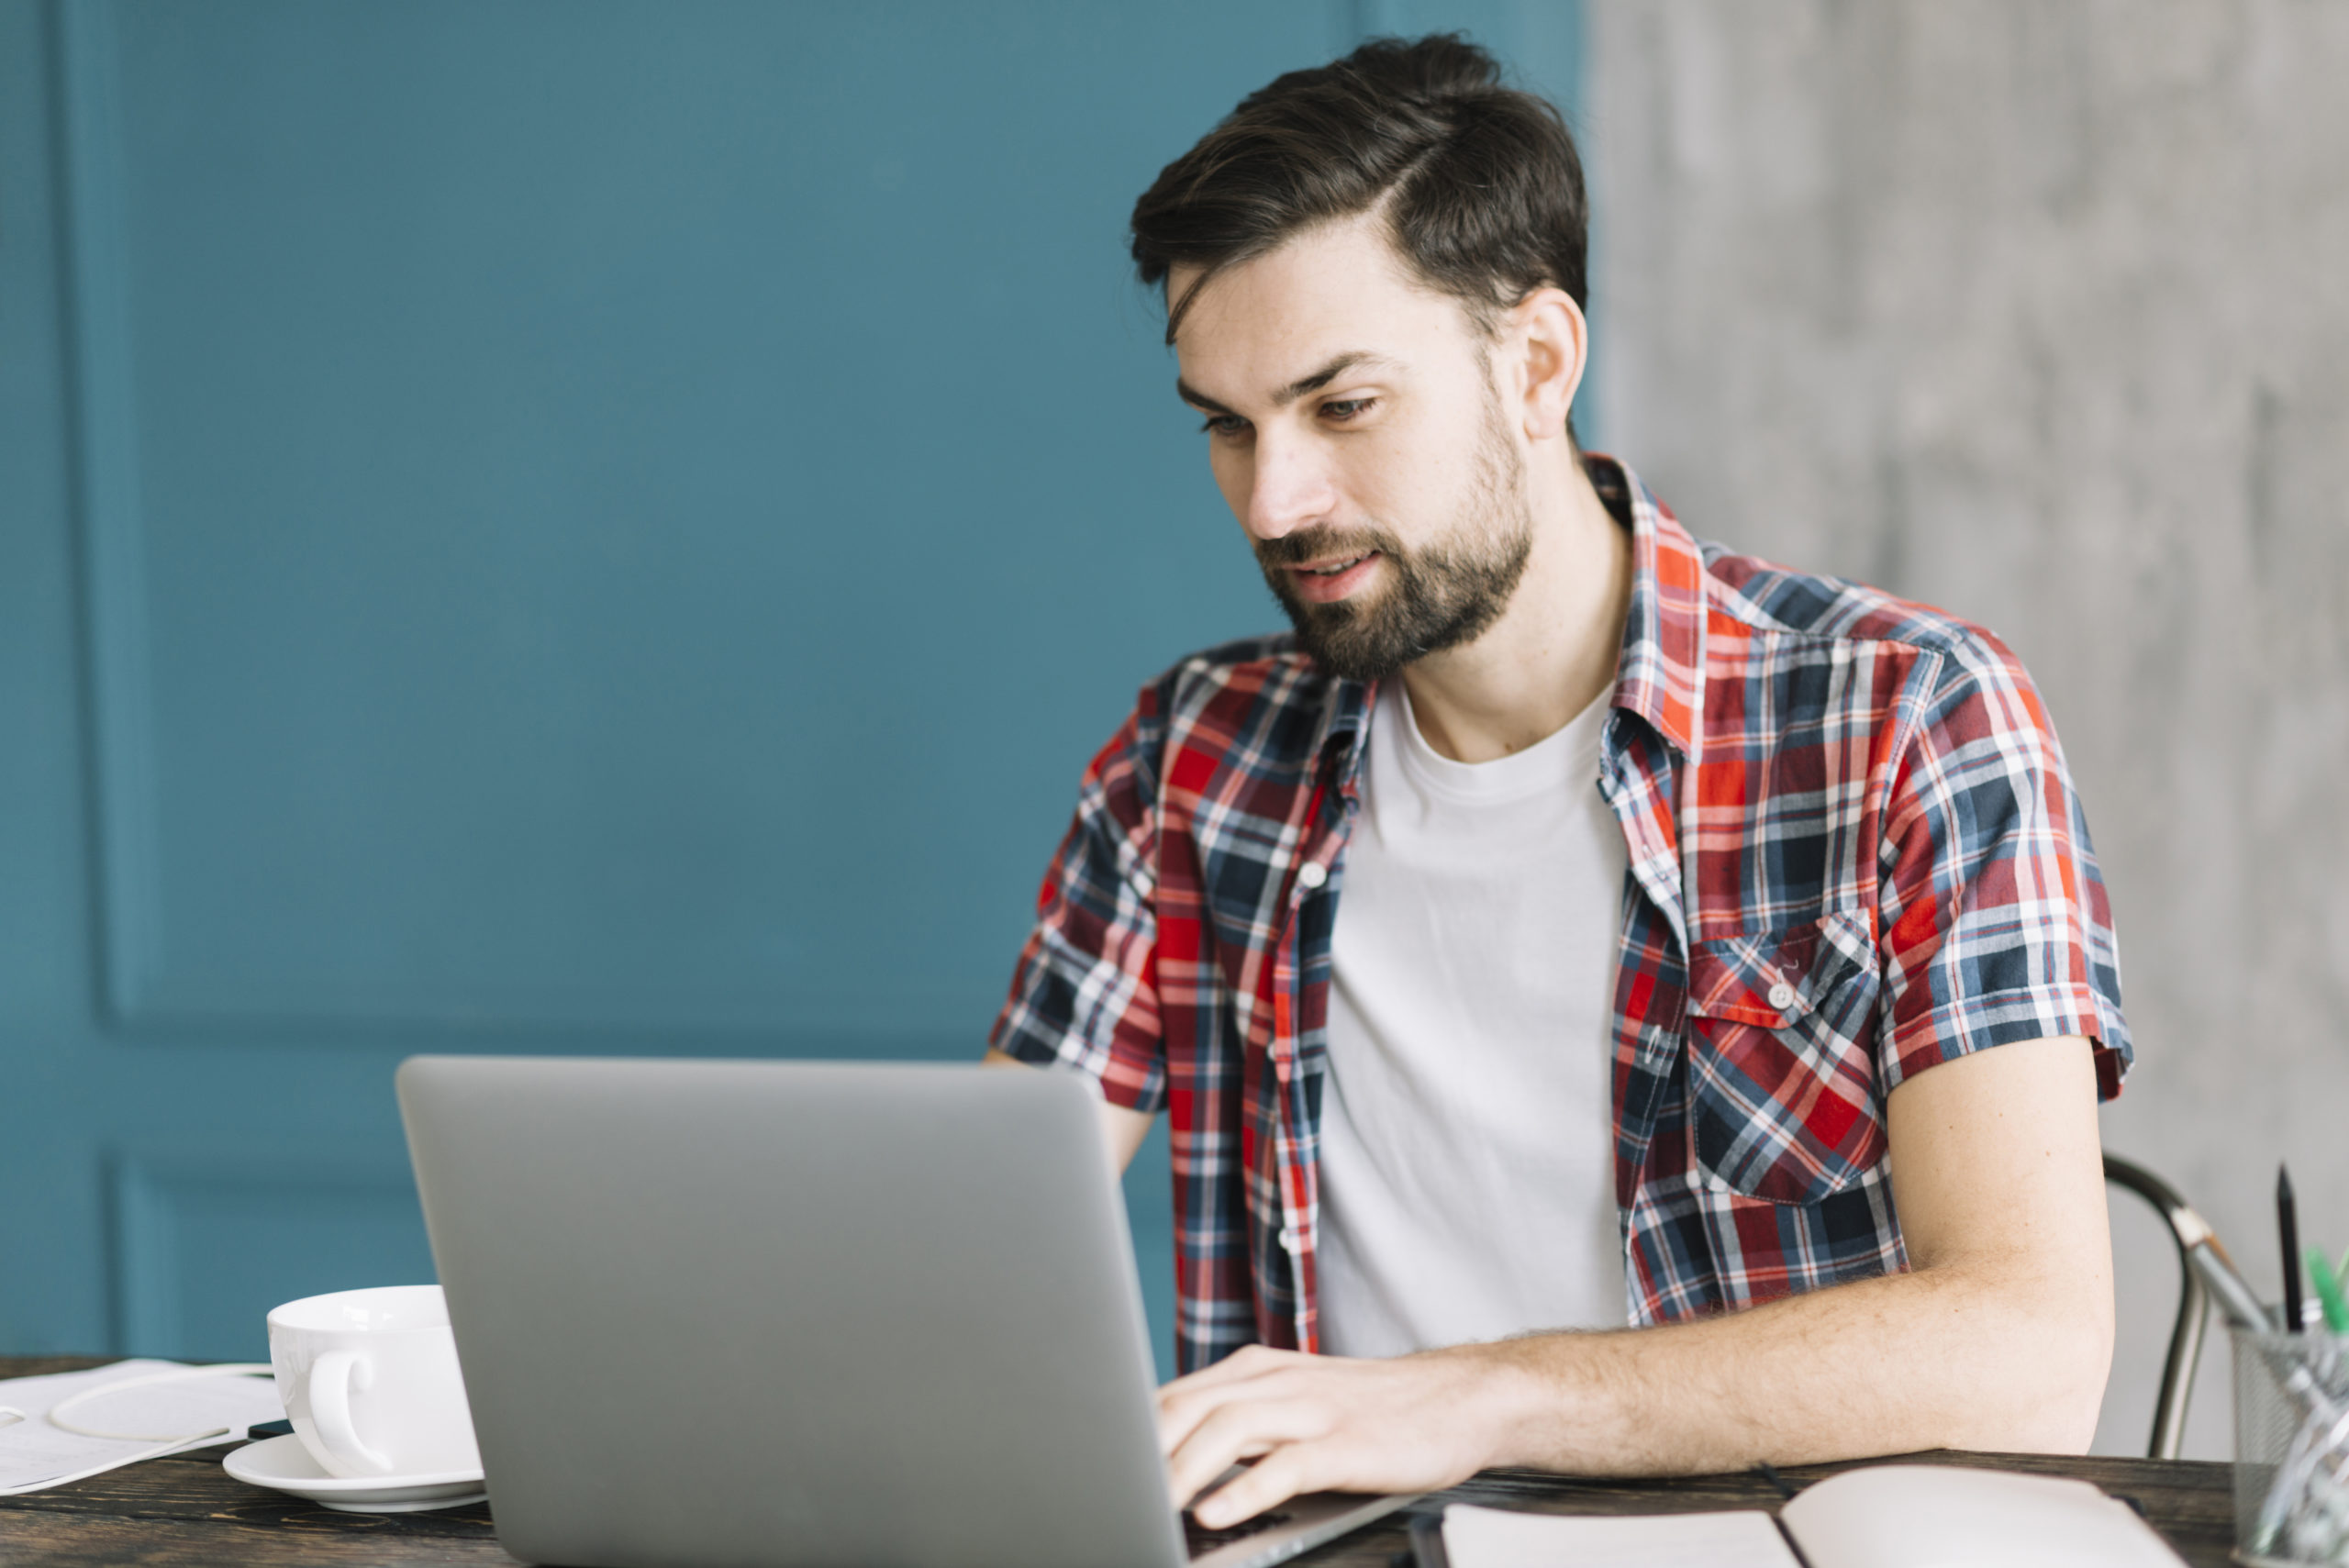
top-left (1780, 1464), bottom-right (2187, 1568)
top-left (0, 1361), bottom-right (286, 1496)
top-left (1442, 1502), bottom-right (1802, 1568)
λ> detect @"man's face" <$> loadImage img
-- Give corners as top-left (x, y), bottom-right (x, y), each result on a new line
top-left (1171, 215), bottom-right (1531, 684)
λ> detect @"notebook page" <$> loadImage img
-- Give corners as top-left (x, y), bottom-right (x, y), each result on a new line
top-left (1442, 1502), bottom-right (1802, 1568)
top-left (1780, 1464), bottom-right (2186, 1568)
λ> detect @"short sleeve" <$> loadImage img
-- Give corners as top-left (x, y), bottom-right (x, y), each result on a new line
top-left (1876, 634), bottom-right (2132, 1100)
top-left (986, 700), bottom-right (1169, 1114)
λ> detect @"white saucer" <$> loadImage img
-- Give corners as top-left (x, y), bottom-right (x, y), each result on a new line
top-left (222, 1433), bottom-right (487, 1513)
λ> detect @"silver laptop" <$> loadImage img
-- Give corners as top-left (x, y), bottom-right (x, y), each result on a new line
top-left (396, 1056), bottom-right (1416, 1568)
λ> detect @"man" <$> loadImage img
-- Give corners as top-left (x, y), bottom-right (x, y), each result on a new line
top-left (986, 34), bottom-right (2130, 1529)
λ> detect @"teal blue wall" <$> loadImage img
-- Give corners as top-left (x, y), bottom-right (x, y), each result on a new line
top-left (0, 0), bottom-right (1583, 1379)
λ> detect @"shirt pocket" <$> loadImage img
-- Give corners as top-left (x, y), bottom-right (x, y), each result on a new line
top-left (1683, 908), bottom-right (1886, 1205)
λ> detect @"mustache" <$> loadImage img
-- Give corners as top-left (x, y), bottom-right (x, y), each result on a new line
top-left (1254, 525), bottom-right (1404, 569)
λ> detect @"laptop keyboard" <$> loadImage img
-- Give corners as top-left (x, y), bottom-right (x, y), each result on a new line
top-left (1185, 1508), bottom-right (1295, 1559)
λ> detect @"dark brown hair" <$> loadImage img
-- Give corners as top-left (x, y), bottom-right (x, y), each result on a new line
top-left (1129, 33), bottom-right (1588, 347)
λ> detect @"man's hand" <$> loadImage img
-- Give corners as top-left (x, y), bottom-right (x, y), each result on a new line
top-left (1157, 1343), bottom-right (1520, 1528)
top-left (1151, 1036), bottom-right (2113, 1527)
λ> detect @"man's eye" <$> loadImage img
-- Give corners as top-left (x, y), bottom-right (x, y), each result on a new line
top-left (1199, 414), bottom-right (1251, 438)
top-left (1321, 397), bottom-right (1375, 421)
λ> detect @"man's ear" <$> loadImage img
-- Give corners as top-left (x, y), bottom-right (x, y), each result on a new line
top-left (1508, 286), bottom-right (1587, 444)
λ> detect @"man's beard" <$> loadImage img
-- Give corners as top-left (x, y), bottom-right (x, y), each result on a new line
top-left (1254, 405), bottom-right (1532, 685)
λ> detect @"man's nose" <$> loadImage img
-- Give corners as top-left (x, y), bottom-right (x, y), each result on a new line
top-left (1243, 435), bottom-right (1337, 542)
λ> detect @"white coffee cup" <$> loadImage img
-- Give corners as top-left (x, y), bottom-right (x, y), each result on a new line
top-left (266, 1284), bottom-right (481, 1478)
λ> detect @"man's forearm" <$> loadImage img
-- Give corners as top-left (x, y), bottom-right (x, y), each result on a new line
top-left (1454, 1252), bottom-right (2110, 1476)
top-left (1162, 1040), bottom-right (2115, 1528)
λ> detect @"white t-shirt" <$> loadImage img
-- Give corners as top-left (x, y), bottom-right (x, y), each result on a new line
top-left (1316, 679), bottom-right (1630, 1358)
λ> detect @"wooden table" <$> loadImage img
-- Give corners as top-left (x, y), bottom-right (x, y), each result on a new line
top-left (0, 1357), bottom-right (2242, 1565)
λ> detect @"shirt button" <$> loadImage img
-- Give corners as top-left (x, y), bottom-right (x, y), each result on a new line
top-left (1276, 1227), bottom-right (1302, 1251)
top-left (1767, 981), bottom-right (1798, 1011)
top-left (1297, 862), bottom-right (1328, 890)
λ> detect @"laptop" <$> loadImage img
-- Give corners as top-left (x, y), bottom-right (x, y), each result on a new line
top-left (396, 1055), bottom-right (1418, 1567)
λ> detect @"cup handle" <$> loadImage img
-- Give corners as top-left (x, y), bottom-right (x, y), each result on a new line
top-left (308, 1351), bottom-right (394, 1474)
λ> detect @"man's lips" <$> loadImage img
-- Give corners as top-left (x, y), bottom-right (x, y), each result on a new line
top-left (1286, 550), bottom-right (1382, 604)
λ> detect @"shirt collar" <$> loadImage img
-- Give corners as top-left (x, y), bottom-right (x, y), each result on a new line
top-left (1595, 455), bottom-right (1704, 758)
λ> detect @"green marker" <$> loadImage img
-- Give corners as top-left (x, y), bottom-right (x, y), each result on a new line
top-left (2304, 1245), bottom-right (2349, 1336)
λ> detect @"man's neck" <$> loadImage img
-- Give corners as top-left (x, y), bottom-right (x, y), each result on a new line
top-left (1397, 450), bottom-right (1631, 764)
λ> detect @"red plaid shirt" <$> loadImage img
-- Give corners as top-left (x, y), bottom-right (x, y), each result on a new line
top-left (992, 458), bottom-right (2130, 1373)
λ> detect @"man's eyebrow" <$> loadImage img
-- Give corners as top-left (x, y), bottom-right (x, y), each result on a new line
top-left (1175, 379), bottom-right (1234, 416)
top-left (1277, 350), bottom-right (1396, 404)
top-left (1174, 351), bottom-right (1401, 417)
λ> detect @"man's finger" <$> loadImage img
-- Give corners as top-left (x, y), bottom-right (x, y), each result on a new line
top-left (1191, 1440), bottom-right (1321, 1529)
top-left (1158, 1345), bottom-right (1301, 1405)
top-left (1157, 1362), bottom-right (1307, 1455)
top-left (1166, 1397), bottom-right (1322, 1509)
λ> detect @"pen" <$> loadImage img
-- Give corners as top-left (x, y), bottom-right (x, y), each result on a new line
top-left (2189, 1232), bottom-right (2274, 1330)
top-left (2144, 1183), bottom-right (2270, 1329)
top-left (2305, 1246), bottom-right (2349, 1336)
top-left (2280, 1164), bottom-right (2304, 1333)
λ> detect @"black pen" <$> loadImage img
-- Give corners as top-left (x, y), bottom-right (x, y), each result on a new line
top-left (2280, 1163), bottom-right (2304, 1333)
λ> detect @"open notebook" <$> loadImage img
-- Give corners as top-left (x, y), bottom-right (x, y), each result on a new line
top-left (1440, 1463), bottom-right (2187, 1568)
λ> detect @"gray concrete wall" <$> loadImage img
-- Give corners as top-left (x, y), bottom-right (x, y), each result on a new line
top-left (1586, 0), bottom-right (2349, 1459)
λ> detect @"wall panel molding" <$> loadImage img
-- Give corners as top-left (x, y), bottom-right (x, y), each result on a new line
top-left (54, 0), bottom-right (163, 1028)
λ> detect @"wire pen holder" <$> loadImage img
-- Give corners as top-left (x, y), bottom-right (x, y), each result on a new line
top-left (2235, 1327), bottom-right (2349, 1565)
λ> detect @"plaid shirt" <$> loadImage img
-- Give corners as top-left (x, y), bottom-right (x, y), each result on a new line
top-left (992, 457), bottom-right (2131, 1373)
